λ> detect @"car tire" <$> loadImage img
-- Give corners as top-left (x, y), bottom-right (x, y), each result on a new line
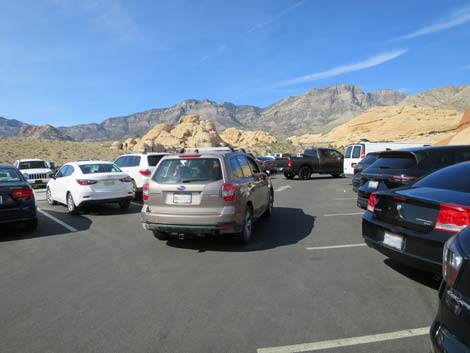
top-left (119, 200), bottom-right (131, 210)
top-left (284, 172), bottom-right (294, 179)
top-left (25, 218), bottom-right (38, 230)
top-left (66, 192), bottom-right (79, 215)
top-left (239, 205), bottom-right (253, 244)
top-left (298, 166), bottom-right (311, 180)
top-left (152, 230), bottom-right (170, 240)
top-left (264, 190), bottom-right (274, 218)
top-left (331, 174), bottom-right (342, 178)
top-left (46, 187), bottom-right (57, 205)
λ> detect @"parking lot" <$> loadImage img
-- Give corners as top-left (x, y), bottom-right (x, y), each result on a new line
top-left (0, 176), bottom-right (438, 353)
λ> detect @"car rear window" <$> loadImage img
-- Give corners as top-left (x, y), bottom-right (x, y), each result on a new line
top-left (18, 161), bottom-right (47, 169)
top-left (370, 153), bottom-right (417, 170)
top-left (0, 168), bottom-right (22, 182)
top-left (345, 146), bottom-right (352, 158)
top-left (79, 164), bottom-right (122, 174)
top-left (115, 156), bottom-right (141, 167)
top-left (414, 162), bottom-right (470, 193)
top-left (359, 153), bottom-right (379, 165)
top-left (352, 146), bottom-right (361, 158)
top-left (147, 155), bottom-right (165, 167)
top-left (153, 158), bottom-right (222, 184)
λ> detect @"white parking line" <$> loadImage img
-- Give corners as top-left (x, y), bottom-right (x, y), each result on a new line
top-left (38, 208), bottom-right (78, 232)
top-left (275, 186), bottom-right (292, 192)
top-left (257, 327), bottom-right (429, 353)
top-left (323, 212), bottom-right (363, 217)
top-left (305, 243), bottom-right (366, 250)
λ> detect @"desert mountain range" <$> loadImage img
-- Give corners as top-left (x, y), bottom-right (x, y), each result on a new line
top-left (1, 84), bottom-right (469, 145)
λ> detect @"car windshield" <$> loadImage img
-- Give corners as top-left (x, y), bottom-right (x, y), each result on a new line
top-left (359, 154), bottom-right (379, 165)
top-left (153, 158), bottom-right (222, 184)
top-left (79, 164), bottom-right (122, 174)
top-left (0, 168), bottom-right (22, 182)
top-left (414, 162), bottom-right (470, 193)
top-left (370, 153), bottom-right (417, 170)
top-left (18, 161), bottom-right (47, 169)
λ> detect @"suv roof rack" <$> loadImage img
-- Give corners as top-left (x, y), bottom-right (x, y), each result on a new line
top-left (179, 146), bottom-right (246, 154)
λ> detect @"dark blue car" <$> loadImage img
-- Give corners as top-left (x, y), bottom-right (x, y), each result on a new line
top-left (0, 165), bottom-right (37, 230)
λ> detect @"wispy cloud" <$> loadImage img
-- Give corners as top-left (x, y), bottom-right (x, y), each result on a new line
top-left (47, 0), bottom-right (139, 42)
top-left (397, 7), bottom-right (470, 41)
top-left (248, 0), bottom-right (306, 33)
top-left (275, 49), bottom-right (407, 87)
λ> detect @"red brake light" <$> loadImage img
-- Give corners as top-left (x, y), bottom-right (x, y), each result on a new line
top-left (143, 183), bottom-right (149, 202)
top-left (287, 159), bottom-right (292, 167)
top-left (360, 149), bottom-right (365, 158)
top-left (179, 154), bottom-right (201, 159)
top-left (12, 187), bottom-right (34, 199)
top-left (222, 183), bottom-right (238, 202)
top-left (367, 193), bottom-right (377, 213)
top-left (435, 203), bottom-right (470, 233)
top-left (139, 169), bottom-right (152, 177)
top-left (76, 179), bottom-right (98, 186)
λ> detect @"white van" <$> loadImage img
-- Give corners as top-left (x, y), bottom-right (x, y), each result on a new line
top-left (343, 142), bottom-right (430, 176)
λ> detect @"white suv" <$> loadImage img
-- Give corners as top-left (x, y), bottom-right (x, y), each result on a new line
top-left (14, 158), bottom-right (54, 188)
top-left (114, 152), bottom-right (168, 192)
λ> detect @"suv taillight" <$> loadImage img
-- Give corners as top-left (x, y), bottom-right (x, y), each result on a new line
top-left (435, 203), bottom-right (470, 233)
top-left (367, 193), bottom-right (377, 213)
top-left (12, 187), bottom-right (34, 200)
top-left (287, 159), bottom-right (292, 167)
top-left (443, 237), bottom-right (464, 287)
top-left (139, 169), bottom-right (152, 177)
top-left (143, 183), bottom-right (149, 202)
top-left (222, 183), bottom-right (238, 202)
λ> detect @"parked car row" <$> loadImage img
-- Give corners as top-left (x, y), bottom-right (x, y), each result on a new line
top-left (347, 144), bottom-right (470, 352)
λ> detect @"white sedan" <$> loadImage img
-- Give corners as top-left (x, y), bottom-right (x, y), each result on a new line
top-left (46, 161), bottom-right (135, 214)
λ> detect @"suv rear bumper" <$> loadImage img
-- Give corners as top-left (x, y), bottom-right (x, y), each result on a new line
top-left (142, 221), bottom-right (240, 235)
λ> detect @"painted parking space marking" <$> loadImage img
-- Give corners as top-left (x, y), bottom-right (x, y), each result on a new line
top-left (305, 243), bottom-right (366, 250)
top-left (257, 327), bottom-right (429, 353)
top-left (37, 208), bottom-right (78, 232)
top-left (323, 212), bottom-right (363, 217)
top-left (275, 185), bottom-right (292, 192)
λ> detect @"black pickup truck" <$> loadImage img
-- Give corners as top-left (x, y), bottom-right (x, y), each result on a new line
top-left (284, 148), bottom-right (344, 180)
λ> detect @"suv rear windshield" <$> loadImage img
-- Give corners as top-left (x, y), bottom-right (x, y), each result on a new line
top-left (0, 168), bottom-right (22, 182)
top-left (359, 153), bottom-right (379, 165)
top-left (18, 161), bottom-right (47, 169)
top-left (79, 164), bottom-right (121, 174)
top-left (115, 156), bottom-right (141, 167)
top-left (414, 162), bottom-right (470, 193)
top-left (147, 155), bottom-right (165, 167)
top-left (153, 158), bottom-right (222, 184)
top-left (370, 153), bottom-right (417, 170)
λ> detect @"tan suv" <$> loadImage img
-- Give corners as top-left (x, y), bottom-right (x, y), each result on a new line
top-left (141, 147), bottom-right (274, 243)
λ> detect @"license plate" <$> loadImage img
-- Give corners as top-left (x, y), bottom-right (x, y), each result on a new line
top-left (103, 180), bottom-right (114, 186)
top-left (173, 193), bottom-right (192, 204)
top-left (368, 180), bottom-right (379, 189)
top-left (383, 232), bottom-right (404, 250)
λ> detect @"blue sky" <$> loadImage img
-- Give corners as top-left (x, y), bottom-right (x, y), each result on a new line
top-left (1, 0), bottom-right (469, 126)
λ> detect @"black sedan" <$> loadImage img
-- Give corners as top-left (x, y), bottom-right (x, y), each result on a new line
top-left (352, 152), bottom-right (380, 192)
top-left (431, 228), bottom-right (470, 353)
top-left (362, 162), bottom-right (470, 274)
top-left (0, 165), bottom-right (37, 229)
top-left (357, 145), bottom-right (470, 209)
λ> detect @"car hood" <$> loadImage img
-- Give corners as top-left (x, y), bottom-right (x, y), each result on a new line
top-left (20, 168), bottom-right (52, 174)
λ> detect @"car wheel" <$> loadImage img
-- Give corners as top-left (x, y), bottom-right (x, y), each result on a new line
top-left (239, 205), bottom-right (253, 244)
top-left (152, 230), bottom-right (170, 240)
top-left (331, 174), bottom-right (342, 178)
top-left (119, 200), bottom-right (131, 210)
top-left (46, 187), bottom-right (57, 205)
top-left (284, 172), bottom-right (294, 179)
top-left (66, 192), bottom-right (79, 215)
top-left (264, 190), bottom-right (274, 218)
top-left (25, 218), bottom-right (38, 230)
top-left (299, 166), bottom-right (311, 180)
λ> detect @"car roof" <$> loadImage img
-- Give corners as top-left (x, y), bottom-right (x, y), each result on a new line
top-left (118, 152), bottom-right (168, 156)
top-left (71, 160), bottom-right (115, 165)
top-left (380, 145), bottom-right (470, 154)
top-left (0, 164), bottom-right (16, 168)
top-left (17, 158), bottom-right (45, 162)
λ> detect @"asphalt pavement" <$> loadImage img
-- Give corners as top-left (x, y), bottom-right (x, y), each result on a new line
top-left (0, 176), bottom-right (439, 353)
